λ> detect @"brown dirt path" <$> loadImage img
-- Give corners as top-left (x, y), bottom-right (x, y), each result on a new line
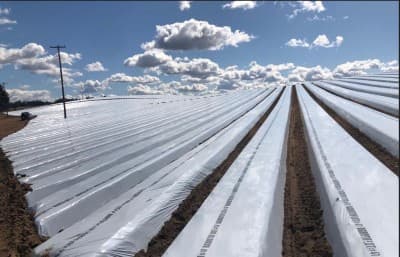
top-left (282, 87), bottom-right (333, 257)
top-left (304, 86), bottom-right (399, 175)
top-left (0, 114), bottom-right (45, 257)
top-left (135, 89), bottom-right (284, 257)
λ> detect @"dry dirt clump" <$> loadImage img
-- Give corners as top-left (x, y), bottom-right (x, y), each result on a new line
top-left (282, 88), bottom-right (333, 257)
top-left (0, 114), bottom-right (45, 257)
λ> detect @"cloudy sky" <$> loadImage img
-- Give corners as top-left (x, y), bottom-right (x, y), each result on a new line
top-left (0, 1), bottom-right (398, 101)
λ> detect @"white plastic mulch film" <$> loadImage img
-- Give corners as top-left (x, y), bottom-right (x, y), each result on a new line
top-left (338, 77), bottom-right (399, 89)
top-left (1, 73), bottom-right (398, 257)
top-left (320, 79), bottom-right (398, 98)
top-left (1, 88), bottom-right (284, 256)
top-left (297, 85), bottom-right (398, 257)
top-left (313, 81), bottom-right (399, 116)
top-left (303, 82), bottom-right (399, 157)
top-left (163, 86), bottom-right (291, 257)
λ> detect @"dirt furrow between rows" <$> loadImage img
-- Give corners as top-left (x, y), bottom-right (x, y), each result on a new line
top-left (0, 114), bottom-right (45, 257)
top-left (282, 87), bottom-right (333, 257)
top-left (303, 85), bottom-right (399, 175)
top-left (135, 89), bottom-right (285, 257)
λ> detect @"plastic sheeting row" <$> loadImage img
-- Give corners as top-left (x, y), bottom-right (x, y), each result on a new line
top-left (353, 73), bottom-right (398, 78)
top-left (319, 79), bottom-right (398, 98)
top-left (346, 76), bottom-right (398, 84)
top-left (297, 85), bottom-right (398, 257)
top-left (352, 73), bottom-right (398, 80)
top-left (4, 90), bottom-right (256, 179)
top-left (32, 88), bottom-right (283, 256)
top-left (337, 78), bottom-right (398, 89)
top-left (312, 81), bottom-right (399, 116)
top-left (11, 91), bottom-right (259, 183)
top-left (352, 75), bottom-right (398, 82)
top-left (3, 92), bottom-right (238, 152)
top-left (33, 89), bottom-right (276, 237)
top-left (163, 86), bottom-right (292, 257)
top-left (303, 83), bottom-right (399, 157)
top-left (5, 89), bottom-right (271, 237)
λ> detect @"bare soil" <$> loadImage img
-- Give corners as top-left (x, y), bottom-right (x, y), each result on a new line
top-left (282, 87), bottom-right (333, 257)
top-left (303, 86), bottom-right (399, 175)
top-left (0, 114), bottom-right (27, 140)
top-left (135, 89), bottom-right (284, 257)
top-left (0, 114), bottom-right (45, 257)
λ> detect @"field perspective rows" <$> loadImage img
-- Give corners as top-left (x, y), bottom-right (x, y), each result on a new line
top-left (0, 73), bottom-right (398, 257)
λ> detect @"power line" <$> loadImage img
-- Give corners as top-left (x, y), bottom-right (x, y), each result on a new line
top-left (50, 45), bottom-right (67, 119)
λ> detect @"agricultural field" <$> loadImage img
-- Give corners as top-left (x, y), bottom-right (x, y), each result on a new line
top-left (0, 73), bottom-right (398, 257)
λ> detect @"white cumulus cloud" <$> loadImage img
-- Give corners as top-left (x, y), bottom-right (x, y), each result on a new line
top-left (127, 80), bottom-right (209, 96)
top-left (288, 65), bottom-right (333, 82)
top-left (285, 38), bottom-right (310, 48)
top-left (299, 1), bottom-right (325, 12)
top-left (74, 74), bottom-right (161, 96)
top-left (125, 50), bottom-right (223, 79)
top-left (74, 80), bottom-right (106, 94)
top-left (312, 34), bottom-right (343, 48)
top-left (286, 34), bottom-right (343, 49)
top-left (104, 73), bottom-right (160, 85)
top-left (175, 83), bottom-right (208, 93)
top-left (380, 60), bottom-right (399, 73)
top-left (0, 17), bottom-right (16, 25)
top-left (157, 57), bottom-right (222, 78)
top-left (289, 1), bottom-right (325, 19)
top-left (306, 15), bottom-right (334, 22)
top-left (333, 59), bottom-right (383, 77)
top-left (1, 43), bottom-right (82, 85)
top-left (85, 61), bottom-right (107, 72)
top-left (127, 84), bottom-right (165, 95)
top-left (179, 1), bottom-right (191, 11)
top-left (0, 7), bottom-right (11, 15)
top-left (14, 52), bottom-right (82, 84)
top-left (124, 49), bottom-right (173, 68)
top-left (6, 88), bottom-right (53, 102)
top-left (0, 43), bottom-right (46, 64)
top-left (19, 84), bottom-right (30, 90)
top-left (222, 1), bottom-right (257, 10)
top-left (0, 43), bottom-right (81, 84)
top-left (123, 46), bottom-right (397, 95)
top-left (143, 19), bottom-right (253, 51)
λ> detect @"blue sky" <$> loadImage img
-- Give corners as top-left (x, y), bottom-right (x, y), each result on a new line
top-left (0, 1), bottom-right (398, 101)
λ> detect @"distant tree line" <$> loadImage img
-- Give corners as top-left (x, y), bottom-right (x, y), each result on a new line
top-left (0, 83), bottom-right (10, 113)
top-left (54, 97), bottom-right (79, 104)
top-left (0, 83), bottom-right (79, 113)
top-left (7, 100), bottom-right (53, 109)
top-left (7, 98), bottom-right (79, 111)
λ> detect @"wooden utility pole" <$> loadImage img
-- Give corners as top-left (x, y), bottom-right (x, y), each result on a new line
top-left (50, 45), bottom-right (67, 119)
